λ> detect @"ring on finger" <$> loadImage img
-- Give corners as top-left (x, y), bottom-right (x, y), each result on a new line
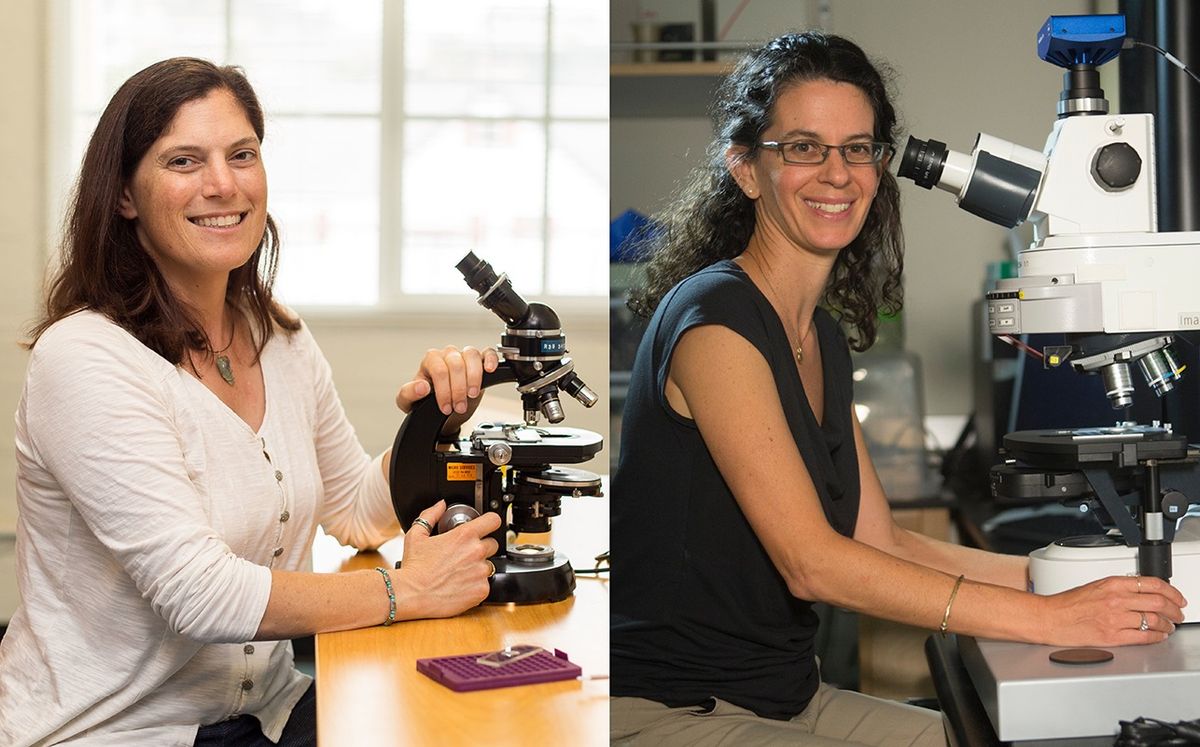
top-left (1140, 611), bottom-right (1149, 632)
top-left (486, 559), bottom-right (496, 578)
top-left (412, 517), bottom-right (434, 535)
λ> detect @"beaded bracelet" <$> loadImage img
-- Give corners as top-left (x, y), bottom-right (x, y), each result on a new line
top-left (940, 574), bottom-right (965, 636)
top-left (374, 567), bottom-right (396, 626)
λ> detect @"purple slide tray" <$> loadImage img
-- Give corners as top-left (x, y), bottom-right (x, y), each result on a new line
top-left (416, 648), bottom-right (582, 692)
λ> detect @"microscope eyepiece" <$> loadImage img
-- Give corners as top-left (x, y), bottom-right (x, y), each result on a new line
top-left (897, 136), bottom-right (949, 190)
top-left (455, 251), bottom-right (494, 294)
top-left (457, 251), bottom-right (530, 325)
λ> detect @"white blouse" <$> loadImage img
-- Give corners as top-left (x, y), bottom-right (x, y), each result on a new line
top-left (0, 310), bottom-right (400, 746)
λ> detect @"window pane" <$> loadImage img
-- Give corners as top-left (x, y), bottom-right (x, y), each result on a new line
top-left (61, 0), bottom-right (608, 305)
top-left (547, 122), bottom-right (608, 295)
top-left (268, 117), bottom-right (380, 306)
top-left (399, 120), bottom-right (545, 295)
top-left (231, 0), bottom-right (382, 114)
top-left (404, 1), bottom-right (547, 118)
top-left (549, 0), bottom-right (608, 118)
top-left (69, 0), bottom-right (225, 112)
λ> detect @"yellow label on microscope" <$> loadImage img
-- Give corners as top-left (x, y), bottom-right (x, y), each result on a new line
top-left (446, 463), bottom-right (481, 481)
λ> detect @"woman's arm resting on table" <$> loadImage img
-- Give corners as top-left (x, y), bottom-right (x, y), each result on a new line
top-left (670, 324), bottom-right (1184, 647)
top-left (849, 413), bottom-right (1029, 591)
top-left (254, 501), bottom-right (500, 639)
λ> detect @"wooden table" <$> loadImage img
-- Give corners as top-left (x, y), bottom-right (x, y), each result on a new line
top-left (312, 494), bottom-right (609, 746)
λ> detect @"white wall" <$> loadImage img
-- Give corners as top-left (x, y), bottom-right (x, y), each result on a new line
top-left (612, 0), bottom-right (1098, 415)
top-left (1, 0), bottom-right (46, 533)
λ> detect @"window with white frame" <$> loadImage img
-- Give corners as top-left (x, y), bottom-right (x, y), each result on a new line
top-left (53, 0), bottom-right (608, 307)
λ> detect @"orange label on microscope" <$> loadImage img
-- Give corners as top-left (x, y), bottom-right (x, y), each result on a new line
top-left (445, 463), bottom-right (481, 481)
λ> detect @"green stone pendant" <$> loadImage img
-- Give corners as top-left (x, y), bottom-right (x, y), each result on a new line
top-left (216, 354), bottom-right (236, 386)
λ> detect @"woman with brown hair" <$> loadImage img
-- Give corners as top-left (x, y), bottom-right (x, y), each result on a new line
top-left (611, 32), bottom-right (1185, 746)
top-left (0, 58), bottom-right (499, 746)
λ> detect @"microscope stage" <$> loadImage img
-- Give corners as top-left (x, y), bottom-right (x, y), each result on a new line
top-left (468, 424), bottom-right (604, 463)
top-left (1002, 426), bottom-right (1189, 471)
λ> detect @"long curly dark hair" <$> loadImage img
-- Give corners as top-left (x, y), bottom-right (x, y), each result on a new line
top-left (28, 57), bottom-right (299, 360)
top-left (627, 32), bottom-right (904, 351)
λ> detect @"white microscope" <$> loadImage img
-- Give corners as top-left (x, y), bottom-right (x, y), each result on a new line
top-left (898, 13), bottom-right (1200, 620)
top-left (899, 14), bottom-right (1200, 741)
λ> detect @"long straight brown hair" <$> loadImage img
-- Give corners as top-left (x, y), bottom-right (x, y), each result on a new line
top-left (28, 57), bottom-right (299, 361)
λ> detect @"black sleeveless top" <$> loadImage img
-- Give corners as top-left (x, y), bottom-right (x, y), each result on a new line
top-left (611, 260), bottom-right (861, 719)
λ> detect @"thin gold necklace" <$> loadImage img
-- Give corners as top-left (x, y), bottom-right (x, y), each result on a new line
top-left (741, 252), bottom-right (815, 363)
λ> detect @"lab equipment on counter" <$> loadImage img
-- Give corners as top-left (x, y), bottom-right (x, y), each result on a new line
top-left (898, 14), bottom-right (1200, 742)
top-left (898, 12), bottom-right (1200, 597)
top-left (390, 252), bottom-right (603, 604)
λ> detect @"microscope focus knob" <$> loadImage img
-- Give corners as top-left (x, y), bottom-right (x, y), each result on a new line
top-left (1091, 142), bottom-right (1141, 191)
top-left (1161, 490), bottom-right (1190, 522)
top-left (438, 503), bottom-right (481, 534)
top-left (487, 441), bottom-right (513, 466)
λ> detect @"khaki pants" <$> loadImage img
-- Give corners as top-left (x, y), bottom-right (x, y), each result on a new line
top-left (611, 682), bottom-right (947, 747)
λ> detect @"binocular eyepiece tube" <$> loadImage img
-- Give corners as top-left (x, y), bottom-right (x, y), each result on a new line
top-left (457, 251), bottom-right (598, 426)
top-left (898, 136), bottom-right (951, 190)
top-left (898, 134), bottom-right (1044, 230)
top-left (457, 251), bottom-right (530, 326)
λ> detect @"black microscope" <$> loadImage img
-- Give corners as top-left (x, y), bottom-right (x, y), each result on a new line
top-left (389, 252), bottom-right (604, 604)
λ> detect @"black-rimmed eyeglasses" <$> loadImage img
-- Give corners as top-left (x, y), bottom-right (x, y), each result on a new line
top-left (759, 140), bottom-right (895, 165)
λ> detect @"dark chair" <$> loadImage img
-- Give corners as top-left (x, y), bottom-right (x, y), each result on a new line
top-left (924, 634), bottom-right (1004, 747)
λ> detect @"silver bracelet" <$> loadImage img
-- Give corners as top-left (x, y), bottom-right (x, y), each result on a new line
top-left (374, 567), bottom-right (396, 626)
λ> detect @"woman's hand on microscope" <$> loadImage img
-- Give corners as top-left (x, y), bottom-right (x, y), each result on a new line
top-left (1038, 574), bottom-right (1186, 646)
top-left (393, 501), bottom-right (502, 620)
top-left (395, 345), bottom-right (501, 432)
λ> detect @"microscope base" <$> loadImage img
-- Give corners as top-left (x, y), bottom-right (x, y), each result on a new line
top-left (1030, 517), bottom-right (1200, 623)
top-left (960, 628), bottom-right (1200, 741)
top-left (485, 551), bottom-right (576, 604)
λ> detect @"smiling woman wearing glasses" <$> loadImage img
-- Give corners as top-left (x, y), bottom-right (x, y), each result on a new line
top-left (610, 31), bottom-right (1184, 747)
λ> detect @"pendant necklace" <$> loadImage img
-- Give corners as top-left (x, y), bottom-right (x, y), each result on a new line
top-left (793, 322), bottom-right (816, 364)
top-left (211, 323), bottom-right (236, 386)
top-left (742, 251), bottom-right (815, 364)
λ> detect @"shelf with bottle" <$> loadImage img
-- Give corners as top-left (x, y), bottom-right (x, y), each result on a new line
top-left (611, 43), bottom-right (742, 118)
top-left (611, 40), bottom-right (743, 76)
